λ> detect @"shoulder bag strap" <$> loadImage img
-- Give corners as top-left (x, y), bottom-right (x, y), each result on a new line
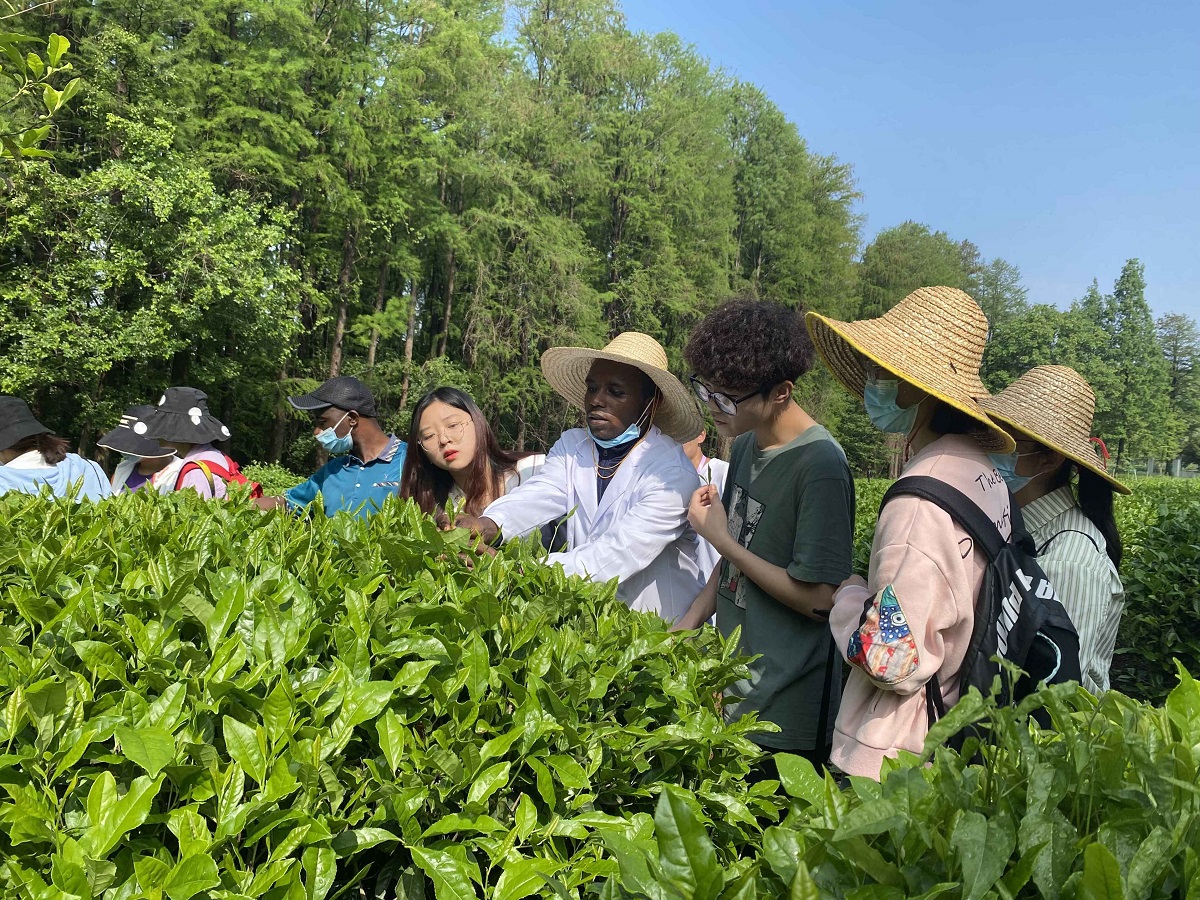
top-left (177, 460), bottom-right (217, 496)
top-left (882, 475), bottom-right (1007, 561)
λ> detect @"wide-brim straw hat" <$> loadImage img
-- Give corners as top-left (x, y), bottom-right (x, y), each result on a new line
top-left (805, 286), bottom-right (1016, 453)
top-left (980, 365), bottom-right (1130, 494)
top-left (139, 387), bottom-right (231, 444)
top-left (98, 405), bottom-right (177, 459)
top-left (541, 332), bottom-right (703, 444)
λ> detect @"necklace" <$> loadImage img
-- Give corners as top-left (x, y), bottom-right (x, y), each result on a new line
top-left (591, 436), bottom-right (643, 481)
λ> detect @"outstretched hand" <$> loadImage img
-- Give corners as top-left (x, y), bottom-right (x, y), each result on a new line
top-left (438, 512), bottom-right (501, 546)
top-left (688, 484), bottom-right (729, 548)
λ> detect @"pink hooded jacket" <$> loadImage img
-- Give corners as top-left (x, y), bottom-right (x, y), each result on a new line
top-left (829, 434), bottom-right (1012, 779)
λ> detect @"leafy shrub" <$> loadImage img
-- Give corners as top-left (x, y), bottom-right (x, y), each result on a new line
top-left (601, 667), bottom-right (1200, 898)
top-left (1112, 498), bottom-right (1200, 703)
top-left (241, 461), bottom-right (306, 496)
top-left (0, 491), bottom-right (770, 898)
top-left (851, 478), bottom-right (890, 576)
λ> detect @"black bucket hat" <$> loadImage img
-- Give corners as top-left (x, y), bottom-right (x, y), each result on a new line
top-left (287, 376), bottom-right (378, 418)
top-left (139, 387), bottom-right (231, 444)
top-left (0, 396), bottom-right (51, 454)
top-left (98, 405), bottom-right (177, 459)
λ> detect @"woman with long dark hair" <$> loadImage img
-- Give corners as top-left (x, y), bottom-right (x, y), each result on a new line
top-left (401, 387), bottom-right (544, 517)
top-left (982, 365), bottom-right (1127, 694)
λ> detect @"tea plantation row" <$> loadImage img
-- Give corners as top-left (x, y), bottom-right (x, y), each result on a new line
top-left (0, 482), bottom-right (1196, 898)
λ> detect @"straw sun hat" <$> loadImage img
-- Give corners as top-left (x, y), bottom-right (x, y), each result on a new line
top-left (980, 365), bottom-right (1130, 494)
top-left (805, 286), bottom-right (1016, 453)
top-left (541, 332), bottom-right (703, 444)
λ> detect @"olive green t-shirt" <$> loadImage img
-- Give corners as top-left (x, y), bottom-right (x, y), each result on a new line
top-left (717, 425), bottom-right (856, 750)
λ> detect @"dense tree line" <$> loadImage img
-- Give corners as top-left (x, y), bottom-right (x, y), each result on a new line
top-left (2, 0), bottom-right (1196, 476)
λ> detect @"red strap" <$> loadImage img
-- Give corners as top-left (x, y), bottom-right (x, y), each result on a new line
top-left (176, 458), bottom-right (235, 488)
top-left (176, 455), bottom-right (260, 497)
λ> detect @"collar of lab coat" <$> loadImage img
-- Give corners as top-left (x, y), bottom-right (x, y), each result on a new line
top-left (580, 425), bottom-right (668, 521)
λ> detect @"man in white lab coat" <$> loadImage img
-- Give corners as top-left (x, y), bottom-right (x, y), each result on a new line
top-left (451, 332), bottom-right (706, 623)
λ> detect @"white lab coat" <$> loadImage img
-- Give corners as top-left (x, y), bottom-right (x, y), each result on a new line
top-left (484, 426), bottom-right (705, 623)
top-left (692, 454), bottom-right (730, 585)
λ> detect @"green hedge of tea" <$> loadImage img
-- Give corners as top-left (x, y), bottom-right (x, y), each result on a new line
top-left (600, 670), bottom-right (1200, 898)
top-left (2, 483), bottom-right (1197, 898)
top-left (0, 490), bottom-right (769, 898)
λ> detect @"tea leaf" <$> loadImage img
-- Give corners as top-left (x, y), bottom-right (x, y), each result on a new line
top-left (654, 785), bottom-right (722, 900)
top-left (1079, 843), bottom-right (1125, 900)
top-left (223, 716), bottom-right (267, 785)
top-left (164, 853), bottom-right (220, 900)
top-left (410, 846), bottom-right (476, 900)
top-left (114, 725), bottom-right (176, 777)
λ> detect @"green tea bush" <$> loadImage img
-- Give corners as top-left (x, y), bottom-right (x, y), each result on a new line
top-left (0, 491), bottom-right (771, 898)
top-left (601, 668), bottom-right (1200, 898)
top-left (241, 462), bottom-right (305, 497)
top-left (1112, 495), bottom-right (1200, 703)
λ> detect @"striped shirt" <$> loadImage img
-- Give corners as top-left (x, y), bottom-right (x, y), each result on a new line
top-left (1023, 485), bottom-right (1124, 693)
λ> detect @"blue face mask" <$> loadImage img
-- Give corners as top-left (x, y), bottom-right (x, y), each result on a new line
top-left (589, 400), bottom-right (653, 449)
top-left (990, 451), bottom-right (1035, 493)
top-left (316, 412), bottom-right (354, 455)
top-left (863, 376), bottom-right (922, 435)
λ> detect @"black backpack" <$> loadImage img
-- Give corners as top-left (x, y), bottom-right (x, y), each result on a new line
top-left (879, 476), bottom-right (1082, 737)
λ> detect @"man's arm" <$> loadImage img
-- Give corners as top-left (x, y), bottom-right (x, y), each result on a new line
top-left (266, 468), bottom-right (324, 514)
top-left (688, 484), bottom-right (834, 620)
top-left (464, 439), bottom-right (572, 540)
top-left (672, 564), bottom-right (720, 631)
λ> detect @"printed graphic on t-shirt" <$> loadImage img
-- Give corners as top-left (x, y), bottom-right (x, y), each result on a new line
top-left (720, 483), bottom-right (764, 608)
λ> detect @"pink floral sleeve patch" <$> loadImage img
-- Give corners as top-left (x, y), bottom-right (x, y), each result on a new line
top-left (846, 584), bottom-right (920, 684)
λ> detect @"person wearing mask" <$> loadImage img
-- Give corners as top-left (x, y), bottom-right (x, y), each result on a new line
top-left (256, 376), bottom-right (407, 518)
top-left (0, 397), bottom-right (111, 500)
top-left (805, 286), bottom-right (1017, 780)
top-left (981, 365), bottom-right (1127, 694)
top-left (674, 298), bottom-right (855, 775)
top-left (450, 332), bottom-right (706, 623)
top-left (401, 387), bottom-right (544, 517)
top-left (138, 388), bottom-right (237, 498)
top-left (98, 405), bottom-right (176, 492)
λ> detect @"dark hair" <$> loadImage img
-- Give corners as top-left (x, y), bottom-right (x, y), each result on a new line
top-left (928, 402), bottom-right (984, 438)
top-left (1047, 461), bottom-right (1122, 567)
top-left (8, 433), bottom-right (69, 465)
top-left (684, 296), bottom-right (814, 393)
top-left (400, 387), bottom-right (527, 517)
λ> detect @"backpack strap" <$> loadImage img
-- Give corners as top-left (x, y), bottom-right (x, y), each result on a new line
top-left (176, 459), bottom-right (238, 497)
top-left (1037, 528), bottom-right (1100, 556)
top-left (176, 460), bottom-right (217, 496)
top-left (925, 671), bottom-right (947, 726)
top-left (882, 475), bottom-right (1010, 561)
top-left (814, 634), bottom-right (837, 761)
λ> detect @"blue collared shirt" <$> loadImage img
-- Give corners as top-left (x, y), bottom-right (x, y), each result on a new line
top-left (284, 435), bottom-right (407, 518)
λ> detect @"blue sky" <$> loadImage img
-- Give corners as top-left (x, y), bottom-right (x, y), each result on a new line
top-left (622, 0), bottom-right (1200, 319)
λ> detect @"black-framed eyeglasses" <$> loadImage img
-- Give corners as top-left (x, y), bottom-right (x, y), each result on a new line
top-left (689, 376), bottom-right (762, 417)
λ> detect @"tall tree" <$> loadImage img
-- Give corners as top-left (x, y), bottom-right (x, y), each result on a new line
top-left (1157, 312), bottom-right (1200, 465)
top-left (1071, 262), bottom-right (1177, 465)
top-left (856, 222), bottom-right (974, 318)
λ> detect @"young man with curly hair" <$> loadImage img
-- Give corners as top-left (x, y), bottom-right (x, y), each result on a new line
top-left (674, 298), bottom-right (856, 774)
